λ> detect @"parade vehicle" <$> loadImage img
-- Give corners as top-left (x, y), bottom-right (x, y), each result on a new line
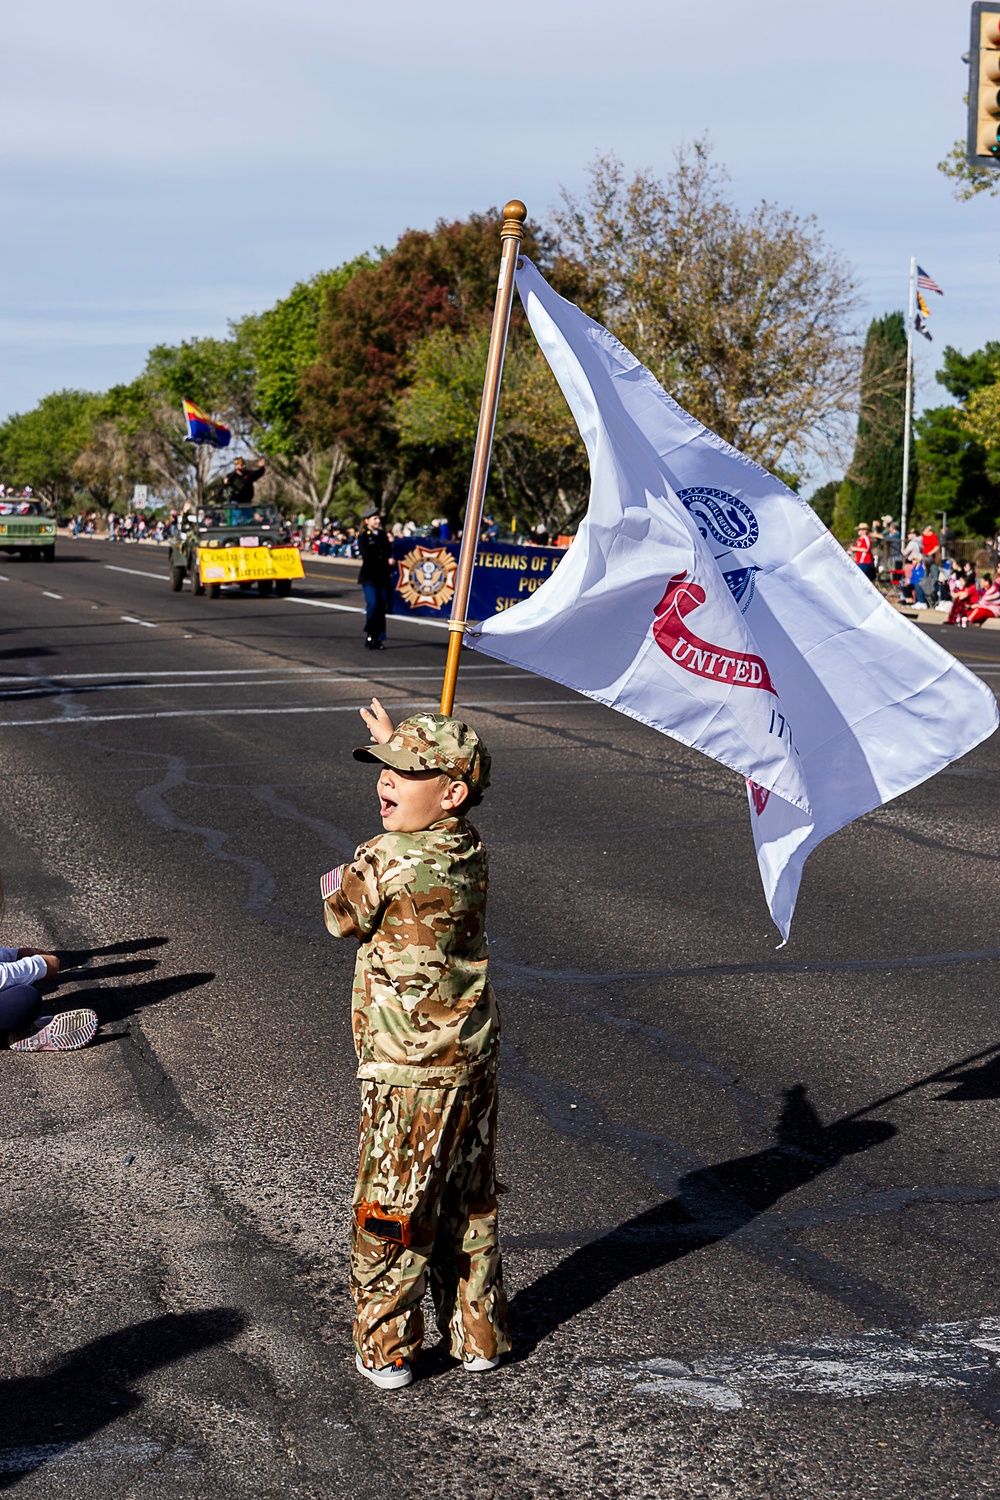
top-left (168, 502), bottom-right (304, 598)
top-left (0, 501), bottom-right (57, 561)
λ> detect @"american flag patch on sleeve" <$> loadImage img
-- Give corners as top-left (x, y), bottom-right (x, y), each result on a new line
top-left (320, 865), bottom-right (344, 900)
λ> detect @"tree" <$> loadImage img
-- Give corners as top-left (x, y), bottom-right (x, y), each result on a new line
top-left (0, 389), bottom-right (99, 509)
top-left (551, 144), bottom-right (860, 478)
top-left (912, 342), bottom-right (1000, 535)
top-left (938, 139), bottom-right (1000, 201)
top-left (107, 337), bottom-right (253, 511)
top-left (832, 312), bottom-right (908, 537)
top-left (234, 258), bottom-right (376, 529)
top-left (937, 341), bottom-right (1000, 403)
top-left (807, 480), bottom-right (840, 529)
top-left (395, 327), bottom-right (590, 531)
top-left (72, 413), bottom-right (142, 514)
top-left (300, 210), bottom-right (580, 516)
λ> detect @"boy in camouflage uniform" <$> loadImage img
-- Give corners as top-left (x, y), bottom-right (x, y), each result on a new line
top-left (321, 703), bottom-right (510, 1390)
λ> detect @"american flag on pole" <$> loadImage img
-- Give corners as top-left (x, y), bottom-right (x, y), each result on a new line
top-left (917, 265), bottom-right (944, 295)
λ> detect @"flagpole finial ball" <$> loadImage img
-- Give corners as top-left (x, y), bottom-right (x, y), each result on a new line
top-left (501, 200), bottom-right (528, 242)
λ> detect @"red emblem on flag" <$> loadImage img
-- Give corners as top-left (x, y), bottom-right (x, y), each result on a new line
top-left (747, 779), bottom-right (771, 815)
top-left (652, 573), bottom-right (778, 694)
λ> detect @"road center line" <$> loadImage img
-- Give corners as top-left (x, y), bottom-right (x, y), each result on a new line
top-left (42, 591), bottom-right (63, 600)
top-left (120, 615), bottom-right (157, 628)
top-left (286, 595), bottom-right (451, 630)
top-left (0, 697), bottom-right (590, 727)
top-left (0, 671), bottom-right (531, 700)
top-left (0, 663), bottom-right (514, 685)
top-left (105, 564), bottom-right (168, 581)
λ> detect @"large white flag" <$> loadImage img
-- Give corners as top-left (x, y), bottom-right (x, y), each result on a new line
top-left (467, 257), bottom-right (998, 939)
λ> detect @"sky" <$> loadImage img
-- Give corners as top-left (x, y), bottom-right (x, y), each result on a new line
top-left (2, 0), bottom-right (995, 489)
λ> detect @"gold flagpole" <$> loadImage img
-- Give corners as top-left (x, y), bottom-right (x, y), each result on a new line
top-left (439, 199), bottom-right (526, 716)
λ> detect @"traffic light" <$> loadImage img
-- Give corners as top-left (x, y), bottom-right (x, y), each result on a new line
top-left (968, 3), bottom-right (1000, 165)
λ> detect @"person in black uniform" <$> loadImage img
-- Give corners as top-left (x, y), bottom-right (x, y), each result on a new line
top-left (222, 455), bottom-right (267, 506)
top-left (358, 507), bottom-right (393, 650)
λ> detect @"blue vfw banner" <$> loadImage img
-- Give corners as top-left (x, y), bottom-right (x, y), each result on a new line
top-left (391, 537), bottom-right (566, 622)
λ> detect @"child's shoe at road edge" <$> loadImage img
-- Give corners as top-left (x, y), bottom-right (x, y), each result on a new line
top-left (9, 1008), bottom-right (99, 1052)
top-left (355, 1353), bottom-right (413, 1390)
top-left (462, 1353), bottom-right (501, 1372)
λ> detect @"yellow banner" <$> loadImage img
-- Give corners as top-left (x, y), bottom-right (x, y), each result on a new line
top-left (197, 546), bottom-right (305, 584)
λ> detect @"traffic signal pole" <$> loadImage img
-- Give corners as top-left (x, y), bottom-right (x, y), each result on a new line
top-left (899, 255), bottom-right (916, 546)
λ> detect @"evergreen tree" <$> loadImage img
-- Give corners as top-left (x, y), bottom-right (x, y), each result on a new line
top-left (834, 312), bottom-right (908, 538)
top-left (912, 342), bottom-right (1000, 535)
top-left (807, 479), bottom-right (840, 528)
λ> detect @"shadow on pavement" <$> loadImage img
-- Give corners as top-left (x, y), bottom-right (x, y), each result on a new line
top-left (57, 937), bottom-right (168, 967)
top-left (507, 1084), bottom-right (896, 1361)
top-left (63, 971), bottom-right (215, 1026)
top-left (936, 1054), bottom-right (1000, 1100)
top-left (58, 959), bottom-right (159, 984)
top-left (0, 1308), bottom-right (245, 1488)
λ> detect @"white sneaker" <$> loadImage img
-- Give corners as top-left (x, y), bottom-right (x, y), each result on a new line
top-left (462, 1353), bottom-right (501, 1372)
top-left (355, 1353), bottom-right (413, 1390)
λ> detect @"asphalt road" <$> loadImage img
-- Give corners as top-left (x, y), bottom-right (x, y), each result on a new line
top-left (1, 538), bottom-right (1000, 1499)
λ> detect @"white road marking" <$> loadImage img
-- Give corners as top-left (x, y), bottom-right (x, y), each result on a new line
top-left (0, 574), bottom-right (9, 581)
top-left (120, 615), bottom-right (157, 628)
top-left (0, 663), bottom-right (515, 685)
top-left (42, 590), bottom-right (62, 599)
top-left (106, 562), bottom-right (451, 632)
top-left (286, 595), bottom-right (451, 629)
top-left (0, 671), bottom-right (535, 700)
top-left (105, 564), bottom-right (168, 581)
top-left (0, 697), bottom-right (589, 727)
top-left (592, 1316), bottom-right (1000, 1412)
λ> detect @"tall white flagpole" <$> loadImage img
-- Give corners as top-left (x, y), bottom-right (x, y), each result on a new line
top-left (899, 255), bottom-right (916, 543)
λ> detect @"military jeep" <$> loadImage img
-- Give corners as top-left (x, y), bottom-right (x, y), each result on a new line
top-left (168, 502), bottom-right (302, 598)
top-left (0, 501), bottom-right (56, 561)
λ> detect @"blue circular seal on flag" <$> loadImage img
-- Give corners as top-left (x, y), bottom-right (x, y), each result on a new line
top-left (677, 487), bottom-right (759, 550)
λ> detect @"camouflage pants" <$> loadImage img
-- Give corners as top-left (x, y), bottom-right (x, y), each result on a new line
top-left (351, 1069), bottom-right (510, 1367)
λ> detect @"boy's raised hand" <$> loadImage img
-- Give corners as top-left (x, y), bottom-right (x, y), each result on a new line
top-left (359, 697), bottom-right (395, 744)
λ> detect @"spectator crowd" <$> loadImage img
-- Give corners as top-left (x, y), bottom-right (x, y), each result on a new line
top-left (847, 516), bottom-right (1000, 626)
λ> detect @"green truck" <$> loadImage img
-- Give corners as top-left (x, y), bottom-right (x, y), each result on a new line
top-left (167, 502), bottom-right (302, 598)
top-left (0, 501), bottom-right (56, 561)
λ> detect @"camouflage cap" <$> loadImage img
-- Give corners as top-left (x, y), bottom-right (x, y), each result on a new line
top-left (353, 713), bottom-right (491, 792)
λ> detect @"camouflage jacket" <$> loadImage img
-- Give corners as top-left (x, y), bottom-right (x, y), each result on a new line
top-left (322, 815), bottom-right (499, 1087)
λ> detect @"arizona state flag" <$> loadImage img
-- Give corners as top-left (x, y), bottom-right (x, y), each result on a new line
top-left (182, 399), bottom-right (231, 448)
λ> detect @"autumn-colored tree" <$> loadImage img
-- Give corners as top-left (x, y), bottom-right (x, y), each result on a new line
top-left (300, 211), bottom-right (577, 515)
top-left (552, 143), bottom-right (860, 478)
